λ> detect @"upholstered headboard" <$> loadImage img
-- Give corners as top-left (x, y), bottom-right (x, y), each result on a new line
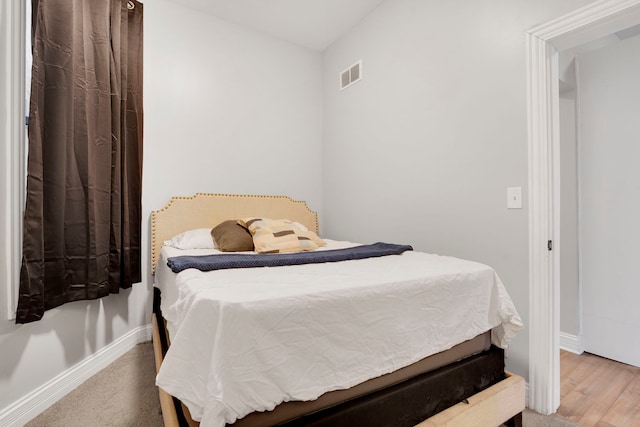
top-left (150, 193), bottom-right (319, 273)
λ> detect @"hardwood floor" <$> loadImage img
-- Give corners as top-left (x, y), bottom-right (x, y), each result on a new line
top-left (558, 350), bottom-right (640, 427)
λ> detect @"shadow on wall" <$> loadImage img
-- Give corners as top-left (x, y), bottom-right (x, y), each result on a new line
top-left (0, 209), bottom-right (156, 402)
top-left (0, 291), bottom-right (133, 389)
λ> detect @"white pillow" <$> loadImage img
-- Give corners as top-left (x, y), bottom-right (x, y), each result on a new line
top-left (163, 228), bottom-right (215, 249)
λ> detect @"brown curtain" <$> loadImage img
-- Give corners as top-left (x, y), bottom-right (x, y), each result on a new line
top-left (16, 0), bottom-right (143, 324)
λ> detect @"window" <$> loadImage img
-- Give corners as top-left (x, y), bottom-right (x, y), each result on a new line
top-left (2, 1), bottom-right (27, 320)
top-left (15, 1), bottom-right (144, 323)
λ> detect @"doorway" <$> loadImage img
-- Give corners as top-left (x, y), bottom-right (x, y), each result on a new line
top-left (526, 0), bottom-right (640, 415)
top-left (572, 34), bottom-right (640, 368)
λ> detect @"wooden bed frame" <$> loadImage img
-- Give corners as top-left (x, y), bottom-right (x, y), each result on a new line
top-left (151, 193), bottom-right (525, 427)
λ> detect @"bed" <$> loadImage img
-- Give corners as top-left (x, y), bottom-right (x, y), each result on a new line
top-left (151, 193), bottom-right (525, 427)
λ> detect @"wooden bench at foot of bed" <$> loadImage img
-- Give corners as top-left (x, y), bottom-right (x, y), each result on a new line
top-left (152, 313), bottom-right (524, 427)
top-left (415, 372), bottom-right (524, 427)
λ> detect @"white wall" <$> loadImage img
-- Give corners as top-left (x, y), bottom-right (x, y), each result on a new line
top-left (559, 89), bottom-right (580, 337)
top-left (142, 0), bottom-right (324, 286)
top-left (322, 0), bottom-right (595, 378)
top-left (577, 34), bottom-right (640, 365)
top-left (557, 32), bottom-right (637, 348)
top-left (143, 0), bottom-right (324, 238)
top-left (0, 0), bottom-right (323, 418)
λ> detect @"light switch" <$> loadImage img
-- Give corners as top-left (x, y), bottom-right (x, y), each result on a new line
top-left (507, 187), bottom-right (522, 209)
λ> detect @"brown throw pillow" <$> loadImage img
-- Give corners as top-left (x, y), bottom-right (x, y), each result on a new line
top-left (211, 220), bottom-right (254, 252)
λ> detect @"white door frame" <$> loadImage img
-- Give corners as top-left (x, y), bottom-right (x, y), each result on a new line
top-left (526, 0), bottom-right (640, 415)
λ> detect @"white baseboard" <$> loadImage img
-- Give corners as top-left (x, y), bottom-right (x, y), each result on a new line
top-left (560, 332), bottom-right (584, 355)
top-left (0, 324), bottom-right (152, 427)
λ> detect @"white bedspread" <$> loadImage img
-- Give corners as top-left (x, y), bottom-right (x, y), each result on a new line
top-left (155, 240), bottom-right (522, 427)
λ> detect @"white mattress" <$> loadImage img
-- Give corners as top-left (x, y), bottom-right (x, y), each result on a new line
top-left (155, 240), bottom-right (522, 427)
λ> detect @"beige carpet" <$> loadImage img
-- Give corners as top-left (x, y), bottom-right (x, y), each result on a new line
top-left (26, 341), bottom-right (163, 427)
top-left (26, 341), bottom-right (581, 427)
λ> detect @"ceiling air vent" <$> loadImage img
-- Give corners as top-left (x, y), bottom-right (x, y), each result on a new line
top-left (615, 23), bottom-right (640, 40)
top-left (340, 60), bottom-right (362, 91)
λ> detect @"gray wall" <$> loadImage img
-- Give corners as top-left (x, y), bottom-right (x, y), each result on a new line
top-left (577, 34), bottom-right (640, 364)
top-left (560, 89), bottom-right (580, 337)
top-left (558, 33), bottom-right (640, 343)
top-left (321, 0), bottom-right (595, 377)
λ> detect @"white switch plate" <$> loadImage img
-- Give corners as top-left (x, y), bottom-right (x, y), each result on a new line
top-left (507, 187), bottom-right (522, 209)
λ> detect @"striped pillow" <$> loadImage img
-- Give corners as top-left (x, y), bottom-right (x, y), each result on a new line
top-left (239, 218), bottom-right (326, 254)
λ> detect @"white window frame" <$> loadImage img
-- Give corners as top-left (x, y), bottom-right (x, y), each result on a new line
top-left (2, 0), bottom-right (26, 320)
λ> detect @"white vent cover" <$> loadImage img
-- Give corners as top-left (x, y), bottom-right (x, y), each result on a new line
top-left (616, 23), bottom-right (640, 40)
top-left (339, 60), bottom-right (362, 90)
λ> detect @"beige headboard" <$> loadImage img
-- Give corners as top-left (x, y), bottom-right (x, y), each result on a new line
top-left (151, 193), bottom-right (319, 273)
